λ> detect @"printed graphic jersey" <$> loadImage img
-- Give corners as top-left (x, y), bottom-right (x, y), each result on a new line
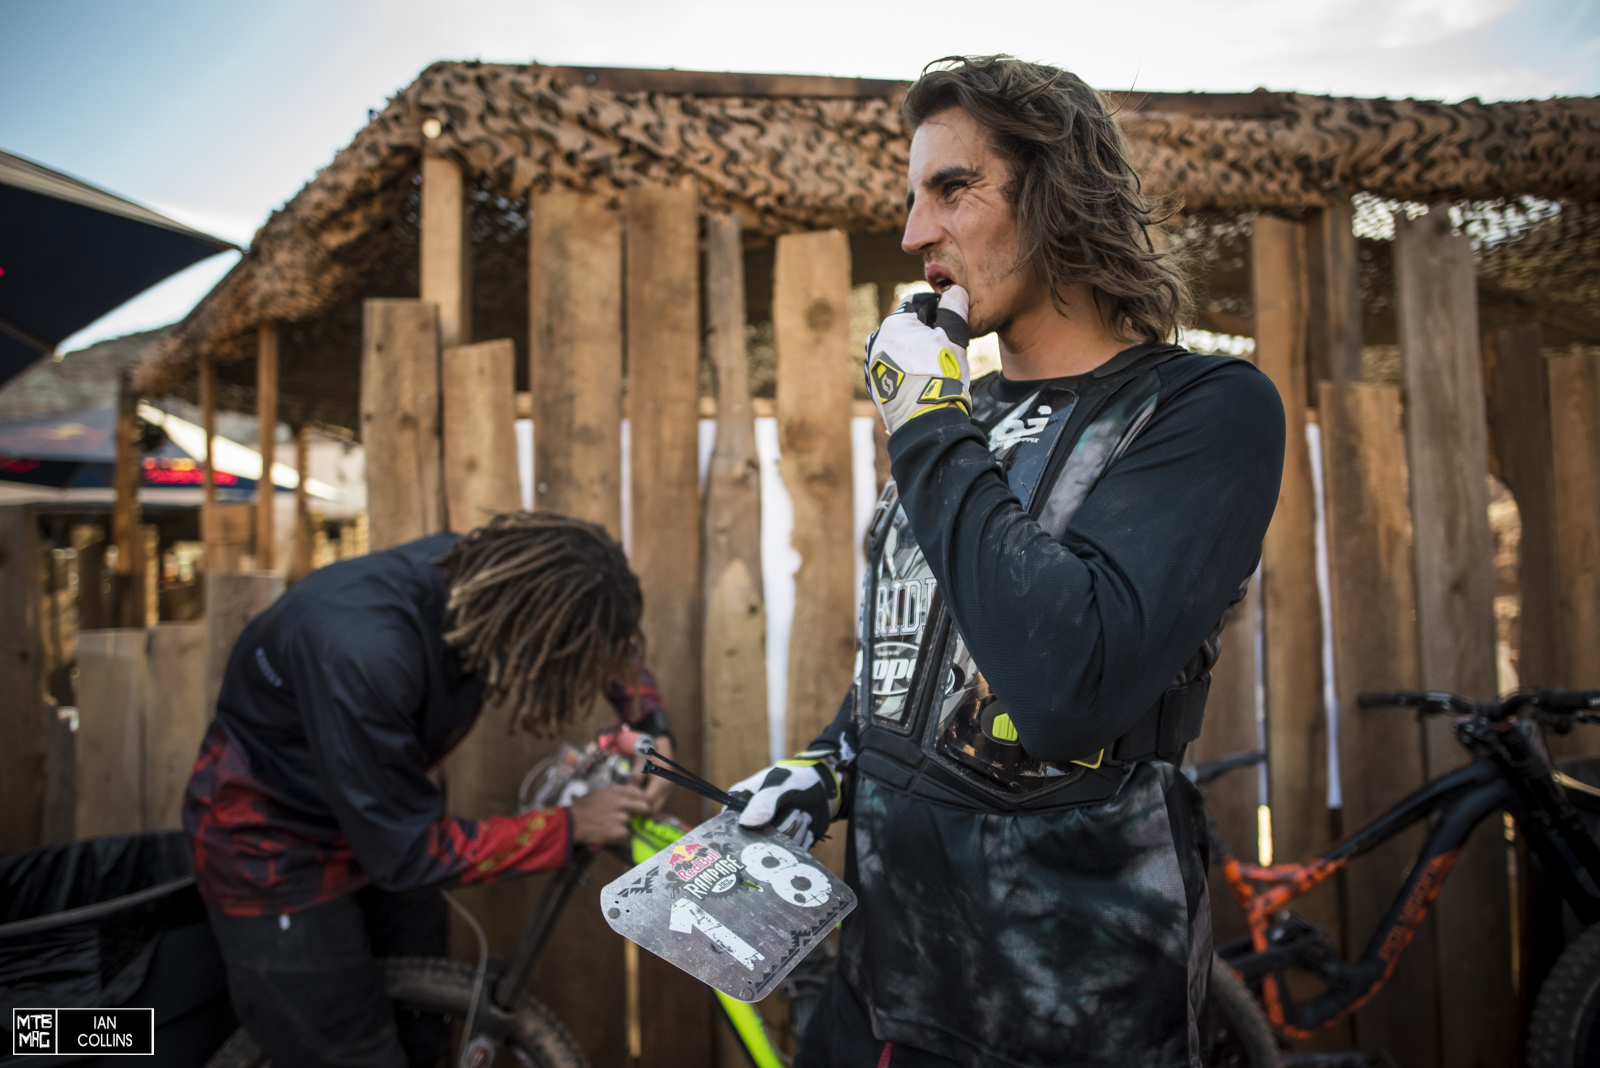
top-left (184, 533), bottom-right (671, 917)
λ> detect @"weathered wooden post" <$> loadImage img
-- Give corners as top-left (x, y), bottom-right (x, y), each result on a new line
top-left (75, 629), bottom-right (146, 839)
top-left (1306, 194), bottom-right (1363, 389)
top-left (200, 353), bottom-right (218, 567)
top-left (1548, 347), bottom-right (1600, 696)
top-left (289, 424), bottom-right (315, 582)
top-left (1318, 381), bottom-right (1438, 1065)
top-left (0, 505), bottom-right (46, 852)
top-left (523, 187), bottom-right (628, 1066)
top-left (256, 322), bottom-right (279, 571)
top-left (1250, 216), bottom-right (1337, 940)
top-left (141, 622), bottom-right (208, 830)
top-left (421, 155), bottom-right (472, 350)
top-left (111, 375), bottom-right (144, 626)
top-left (1483, 326), bottom-right (1564, 701)
top-left (441, 339), bottom-right (521, 533)
top-left (361, 299), bottom-right (445, 551)
top-left (774, 229), bottom-right (855, 878)
top-left (624, 183), bottom-right (712, 1067)
top-left (1395, 207), bottom-right (1514, 1067)
top-left (702, 212), bottom-right (770, 792)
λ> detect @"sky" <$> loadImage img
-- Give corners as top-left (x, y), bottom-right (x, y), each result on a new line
top-left (4, 0), bottom-right (1597, 353)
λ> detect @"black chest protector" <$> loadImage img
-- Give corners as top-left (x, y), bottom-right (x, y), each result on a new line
top-left (852, 346), bottom-right (1224, 813)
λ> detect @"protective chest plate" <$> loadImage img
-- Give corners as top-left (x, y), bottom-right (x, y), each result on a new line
top-left (601, 811), bottom-right (857, 1002)
top-left (854, 384), bottom-right (1077, 745)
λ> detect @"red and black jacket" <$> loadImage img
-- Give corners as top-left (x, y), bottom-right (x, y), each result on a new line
top-left (183, 532), bottom-right (669, 917)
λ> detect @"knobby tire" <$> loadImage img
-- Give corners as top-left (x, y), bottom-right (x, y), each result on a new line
top-left (204, 956), bottom-right (586, 1068)
top-left (1206, 954), bottom-right (1283, 1068)
top-left (1528, 921), bottom-right (1600, 1068)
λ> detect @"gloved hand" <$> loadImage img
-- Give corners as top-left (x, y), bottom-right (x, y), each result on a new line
top-left (864, 286), bottom-right (972, 434)
top-left (727, 750), bottom-right (842, 852)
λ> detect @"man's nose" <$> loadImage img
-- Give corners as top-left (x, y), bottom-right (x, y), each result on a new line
top-left (902, 197), bottom-right (939, 256)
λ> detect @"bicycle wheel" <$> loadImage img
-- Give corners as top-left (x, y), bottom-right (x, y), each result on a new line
top-left (1528, 922), bottom-right (1600, 1068)
top-left (205, 956), bottom-right (586, 1068)
top-left (1205, 954), bottom-right (1283, 1068)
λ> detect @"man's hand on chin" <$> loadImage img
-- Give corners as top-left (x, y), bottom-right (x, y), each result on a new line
top-left (865, 284), bottom-right (973, 435)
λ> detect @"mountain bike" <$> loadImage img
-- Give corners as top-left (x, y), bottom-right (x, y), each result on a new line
top-left (1190, 688), bottom-right (1600, 1068)
top-left (207, 723), bottom-right (1285, 1067)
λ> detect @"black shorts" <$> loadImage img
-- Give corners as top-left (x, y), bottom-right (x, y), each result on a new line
top-left (207, 887), bottom-right (448, 1068)
top-left (798, 971), bottom-right (961, 1068)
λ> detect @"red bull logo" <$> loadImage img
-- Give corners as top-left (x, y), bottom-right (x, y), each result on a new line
top-left (668, 842), bottom-right (721, 881)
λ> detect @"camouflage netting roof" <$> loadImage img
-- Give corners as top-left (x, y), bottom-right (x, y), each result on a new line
top-left (132, 61), bottom-right (1600, 427)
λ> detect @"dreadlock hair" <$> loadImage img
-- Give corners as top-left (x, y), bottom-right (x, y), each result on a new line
top-left (903, 55), bottom-right (1192, 343)
top-left (438, 512), bottom-right (642, 735)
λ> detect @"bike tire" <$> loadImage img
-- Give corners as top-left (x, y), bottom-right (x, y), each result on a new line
top-left (204, 956), bottom-right (586, 1068)
top-left (1528, 922), bottom-right (1600, 1068)
top-left (1206, 954), bottom-right (1283, 1068)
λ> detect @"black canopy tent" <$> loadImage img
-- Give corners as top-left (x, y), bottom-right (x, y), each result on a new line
top-left (0, 149), bottom-right (237, 385)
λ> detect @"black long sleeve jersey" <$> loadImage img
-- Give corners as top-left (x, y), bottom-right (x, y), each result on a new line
top-left (819, 348), bottom-right (1285, 764)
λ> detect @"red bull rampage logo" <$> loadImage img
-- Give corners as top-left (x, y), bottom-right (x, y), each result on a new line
top-left (667, 842), bottom-right (745, 899)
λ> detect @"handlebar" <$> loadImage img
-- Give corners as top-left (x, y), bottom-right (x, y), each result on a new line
top-left (1358, 689), bottom-right (1600, 722)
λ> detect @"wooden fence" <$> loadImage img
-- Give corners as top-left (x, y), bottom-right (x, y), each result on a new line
top-left (1, 165), bottom-right (1596, 1068)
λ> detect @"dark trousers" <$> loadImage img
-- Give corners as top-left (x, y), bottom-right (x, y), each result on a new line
top-left (208, 887), bottom-right (449, 1068)
top-left (797, 972), bottom-right (960, 1068)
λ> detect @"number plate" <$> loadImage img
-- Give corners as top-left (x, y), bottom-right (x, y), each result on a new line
top-left (600, 811), bottom-right (856, 1001)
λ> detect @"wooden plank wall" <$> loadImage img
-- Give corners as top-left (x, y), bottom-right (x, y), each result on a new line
top-left (1250, 217), bottom-right (1340, 954)
top-left (524, 188), bottom-right (628, 1068)
top-left (441, 339), bottom-right (521, 532)
top-left (0, 505), bottom-right (45, 852)
top-left (1187, 579), bottom-right (1262, 947)
top-left (141, 621), bottom-right (208, 830)
top-left (362, 299), bottom-right (445, 551)
top-left (702, 212), bottom-right (770, 793)
top-left (75, 630), bottom-right (146, 839)
top-left (256, 322), bottom-right (279, 572)
top-left (1548, 349), bottom-right (1600, 696)
top-left (1482, 326), bottom-right (1564, 697)
top-left (1394, 208), bottom-right (1515, 1068)
top-left (203, 572), bottom-right (284, 718)
top-left (773, 229), bottom-right (856, 878)
top-left (1318, 382), bottom-right (1439, 1066)
top-left (625, 182), bottom-right (714, 1068)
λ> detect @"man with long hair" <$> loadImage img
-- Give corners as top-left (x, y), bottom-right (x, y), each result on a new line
top-left (729, 57), bottom-right (1285, 1066)
top-left (184, 513), bottom-right (672, 1067)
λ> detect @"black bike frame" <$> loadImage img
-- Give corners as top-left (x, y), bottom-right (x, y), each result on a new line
top-left (1216, 717), bottom-right (1600, 1038)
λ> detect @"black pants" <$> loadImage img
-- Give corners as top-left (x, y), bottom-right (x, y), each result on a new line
top-left (208, 887), bottom-right (449, 1068)
top-left (797, 972), bottom-right (960, 1068)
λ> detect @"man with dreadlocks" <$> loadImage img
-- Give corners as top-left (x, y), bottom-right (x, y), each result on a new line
top-left (728, 57), bottom-right (1285, 1067)
top-left (183, 513), bottom-right (673, 1068)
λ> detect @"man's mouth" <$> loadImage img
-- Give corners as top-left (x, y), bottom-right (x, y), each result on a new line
top-left (924, 265), bottom-right (955, 292)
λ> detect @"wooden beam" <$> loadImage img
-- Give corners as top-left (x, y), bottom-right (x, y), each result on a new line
top-left (774, 229), bottom-right (855, 878)
top-left (703, 212), bottom-right (770, 792)
top-left (1250, 216), bottom-right (1338, 945)
top-left (112, 374), bottom-right (142, 626)
top-left (442, 339), bottom-right (521, 533)
top-left (361, 299), bottom-right (445, 551)
top-left (529, 190), bottom-right (624, 533)
top-left (1306, 194), bottom-right (1363, 389)
top-left (256, 321), bottom-right (279, 571)
top-left (1549, 348), bottom-right (1600, 697)
top-left (1186, 578), bottom-right (1261, 948)
top-left (421, 155), bottom-right (471, 350)
top-left (1395, 207), bottom-right (1515, 1068)
top-left (141, 621), bottom-right (207, 830)
top-left (200, 354), bottom-right (217, 568)
top-left (1482, 326), bottom-right (1564, 698)
top-left (75, 629), bottom-right (146, 839)
top-left (203, 571), bottom-right (284, 718)
top-left (1318, 381), bottom-right (1440, 1066)
top-left (0, 505), bottom-right (45, 852)
top-left (290, 425), bottom-right (315, 582)
top-left (624, 183), bottom-right (712, 1068)
top-left (522, 187), bottom-right (627, 1068)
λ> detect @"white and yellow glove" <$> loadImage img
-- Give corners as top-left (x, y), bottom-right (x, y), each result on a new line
top-left (864, 286), bottom-right (972, 434)
top-left (728, 750), bottom-right (841, 852)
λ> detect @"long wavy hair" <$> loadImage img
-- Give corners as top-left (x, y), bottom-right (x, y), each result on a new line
top-left (903, 55), bottom-right (1191, 343)
top-left (439, 512), bottom-right (641, 734)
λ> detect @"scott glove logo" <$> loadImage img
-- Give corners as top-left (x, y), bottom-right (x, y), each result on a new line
top-left (869, 355), bottom-right (905, 402)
